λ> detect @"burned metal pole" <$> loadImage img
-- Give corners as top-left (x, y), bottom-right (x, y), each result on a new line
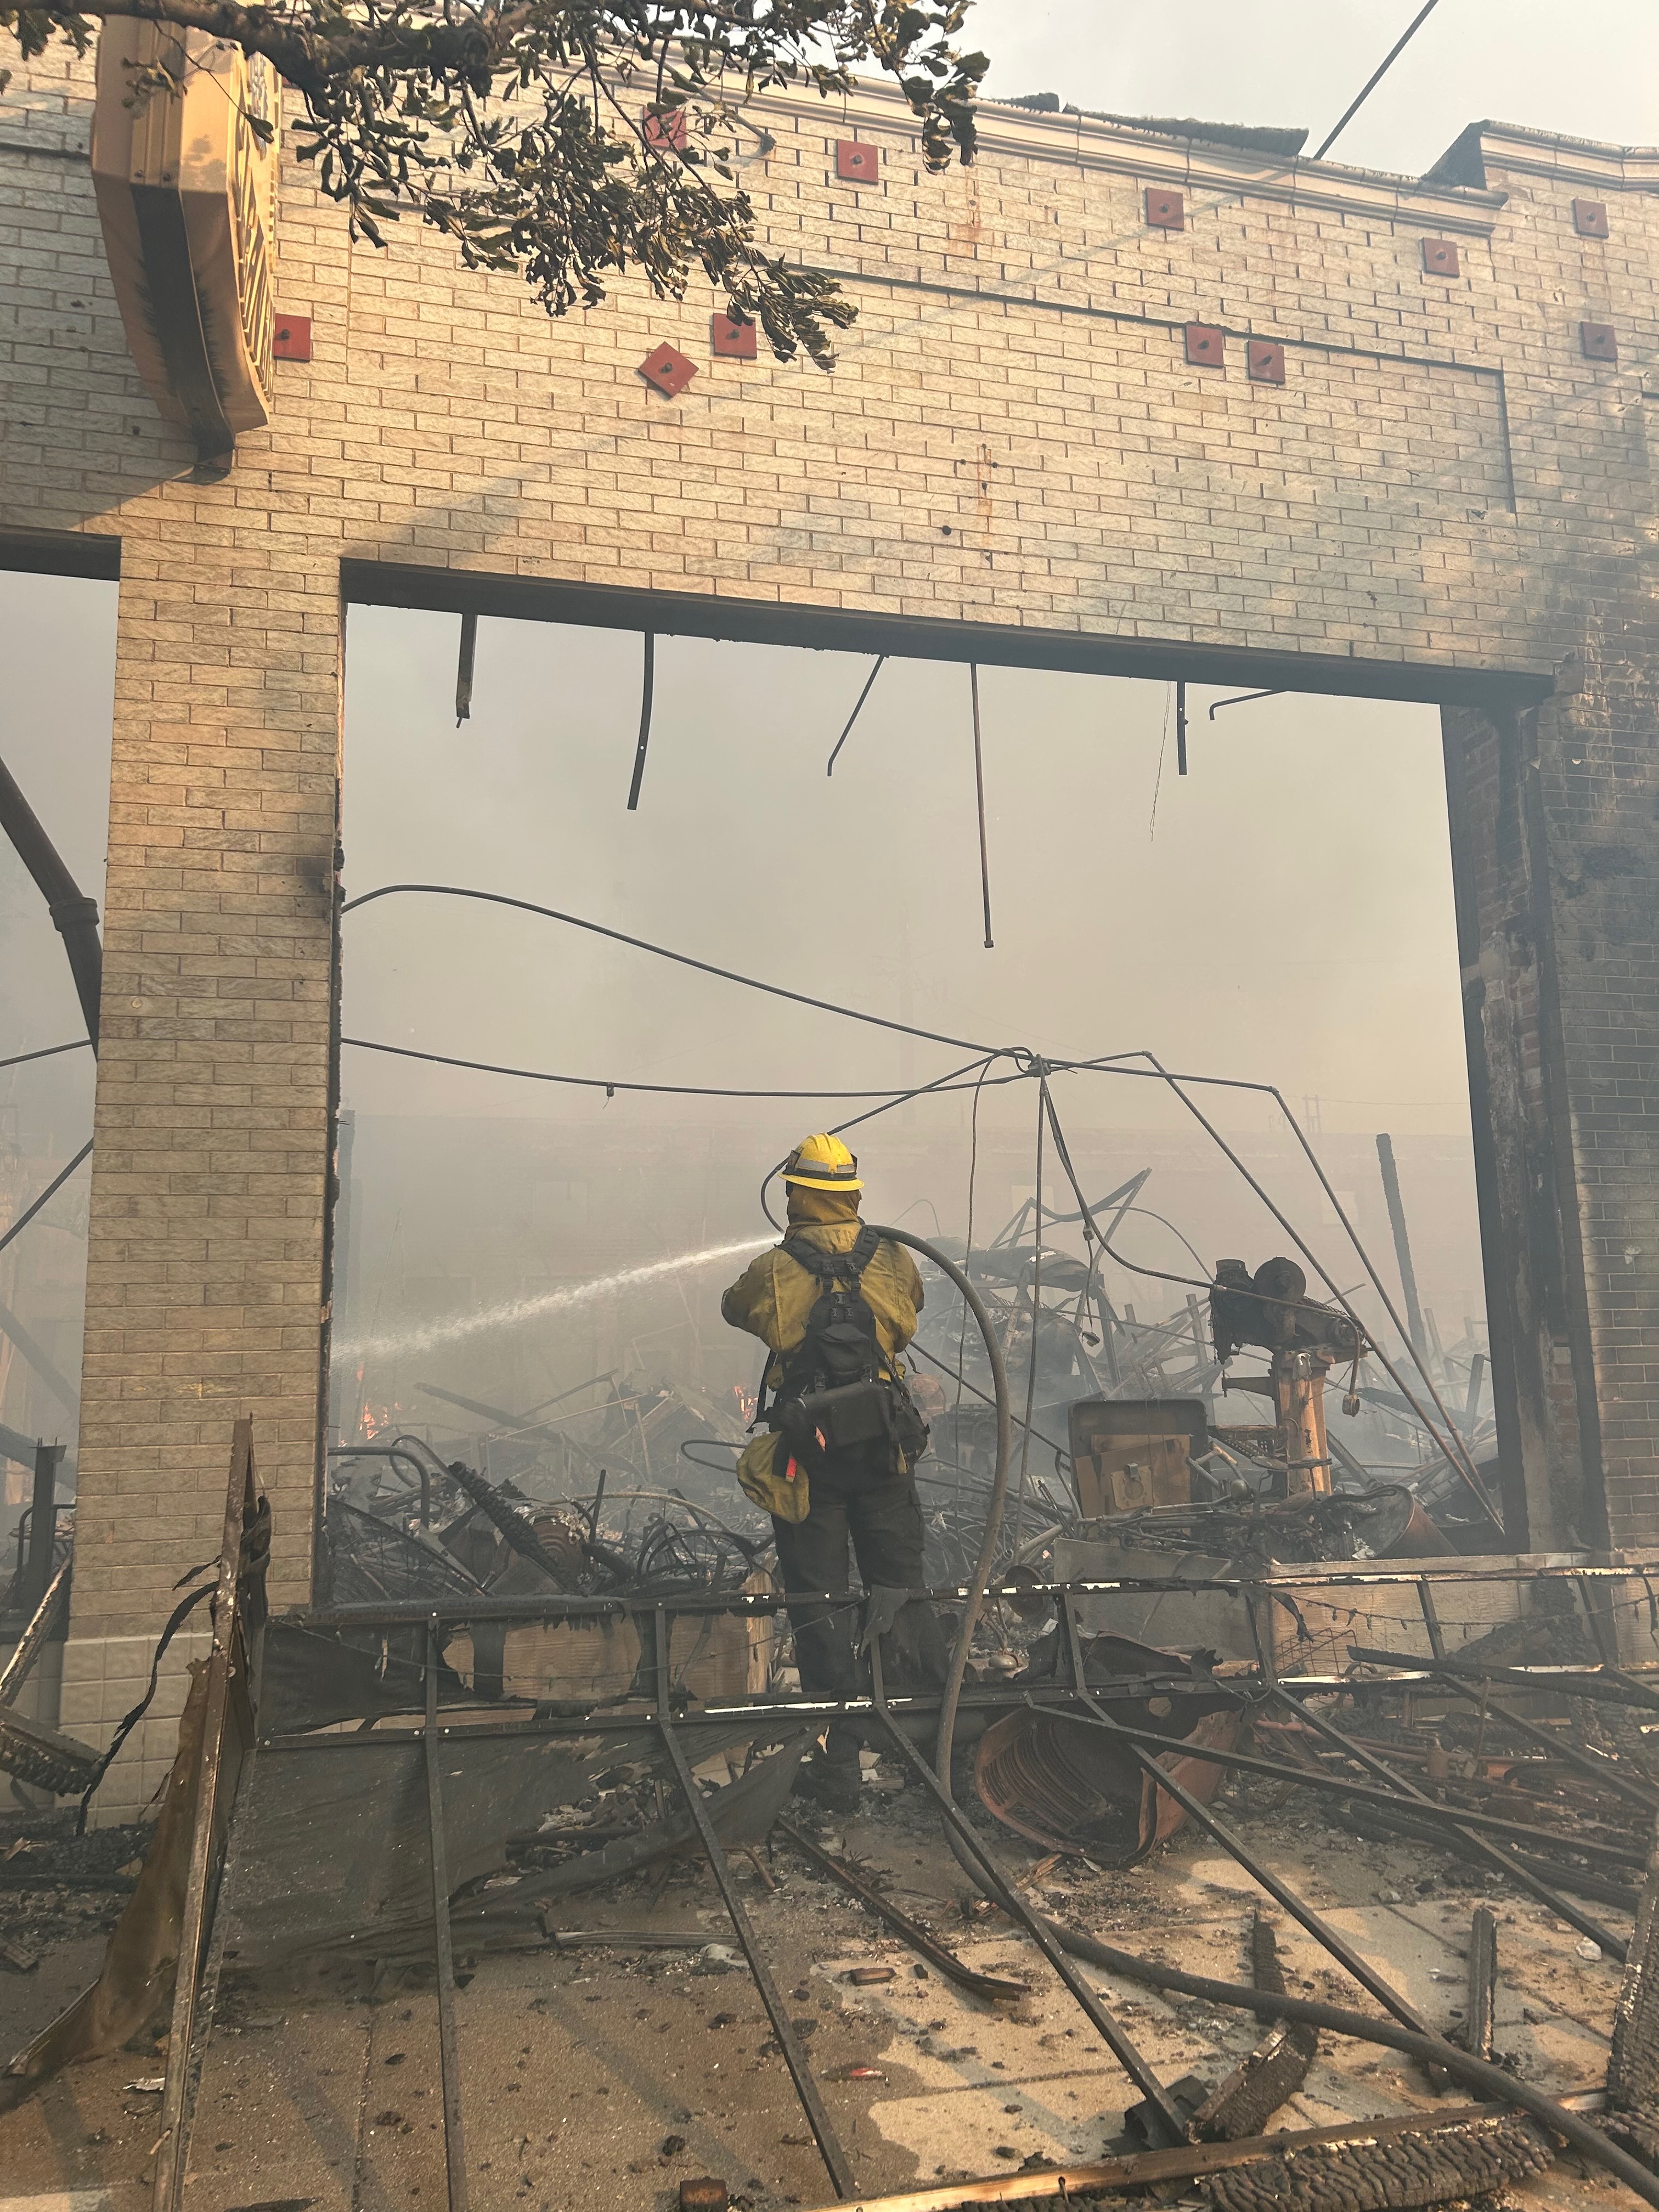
top-left (1375, 1133), bottom-right (1426, 1361)
top-left (0, 1144), bottom-right (93, 1266)
top-left (0, 1296), bottom-right (81, 1417)
top-left (1059, 1615), bottom-right (1436, 2035)
top-left (0, 748), bottom-right (101, 1051)
top-left (826, 656), bottom-right (885, 776)
top-left (424, 1616), bottom-right (471, 2212)
top-left (653, 1606), bottom-right (857, 2199)
top-left (867, 1641), bottom-right (1187, 2147)
top-left (1272, 1685), bottom-right (1629, 1961)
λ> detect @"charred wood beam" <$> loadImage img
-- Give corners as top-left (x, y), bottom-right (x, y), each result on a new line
top-left (1042, 1919), bottom-right (1659, 2208)
top-left (1188, 1913), bottom-right (1317, 2141)
top-left (1462, 1905), bottom-right (1498, 2061)
top-left (794, 2101), bottom-right (1570, 2212)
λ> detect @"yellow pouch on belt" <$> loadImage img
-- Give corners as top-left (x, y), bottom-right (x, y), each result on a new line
top-left (736, 1430), bottom-right (810, 1522)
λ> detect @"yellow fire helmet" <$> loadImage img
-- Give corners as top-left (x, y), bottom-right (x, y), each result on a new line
top-left (781, 1132), bottom-right (863, 1194)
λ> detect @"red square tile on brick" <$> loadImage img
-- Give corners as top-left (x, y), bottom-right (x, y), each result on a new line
top-left (836, 140), bottom-right (879, 182)
top-left (1421, 238), bottom-right (1460, 276)
top-left (644, 109), bottom-right (688, 153)
top-left (639, 342), bottom-right (697, 396)
top-left (1573, 198), bottom-right (1610, 238)
top-left (1146, 187), bottom-right (1184, 231)
top-left (1184, 322), bottom-right (1224, 368)
top-left (1581, 321), bottom-right (1618, 362)
top-left (712, 312), bottom-right (757, 360)
top-left (1246, 337), bottom-right (1285, 385)
top-left (273, 315), bottom-right (312, 361)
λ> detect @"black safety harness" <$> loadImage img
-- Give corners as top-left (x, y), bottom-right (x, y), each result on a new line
top-left (759, 1228), bottom-right (929, 1474)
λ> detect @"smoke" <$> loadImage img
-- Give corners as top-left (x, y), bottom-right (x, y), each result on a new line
top-left (334, 1236), bottom-right (771, 1364)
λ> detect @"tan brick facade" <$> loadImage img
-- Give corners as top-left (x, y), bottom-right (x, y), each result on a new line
top-left (3, 50), bottom-right (1657, 1808)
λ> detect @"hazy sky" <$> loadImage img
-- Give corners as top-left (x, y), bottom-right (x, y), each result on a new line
top-left (968, 1), bottom-right (1659, 174)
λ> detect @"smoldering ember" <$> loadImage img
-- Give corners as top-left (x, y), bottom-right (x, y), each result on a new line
top-left (2, 5), bottom-right (1658, 2211)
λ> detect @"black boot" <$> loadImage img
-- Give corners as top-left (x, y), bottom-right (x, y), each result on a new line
top-left (791, 1751), bottom-right (862, 1817)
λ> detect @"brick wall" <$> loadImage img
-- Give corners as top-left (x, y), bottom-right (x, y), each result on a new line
top-left (3, 50), bottom-right (1657, 1805)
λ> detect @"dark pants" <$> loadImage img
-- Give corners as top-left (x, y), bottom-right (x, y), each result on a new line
top-left (772, 1449), bottom-right (946, 1770)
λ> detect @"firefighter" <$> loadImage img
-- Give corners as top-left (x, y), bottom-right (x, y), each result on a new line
top-left (722, 1133), bottom-right (945, 1814)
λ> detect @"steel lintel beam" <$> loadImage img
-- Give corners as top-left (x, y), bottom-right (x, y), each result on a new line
top-left (340, 560), bottom-right (1554, 713)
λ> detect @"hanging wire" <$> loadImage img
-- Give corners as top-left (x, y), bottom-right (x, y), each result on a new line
top-left (757, 1053), bottom-right (1008, 1231)
top-left (1120, 1049), bottom-right (1497, 1511)
top-left (1039, 1073), bottom-right (1502, 1527)
top-left (826, 656), bottom-right (886, 776)
top-left (454, 612), bottom-right (478, 726)
top-left (345, 1035), bottom-right (999, 1103)
top-left (1209, 690), bottom-right (1282, 720)
top-left (341, 883), bottom-right (1002, 1056)
top-left (625, 632), bottom-right (656, 810)
top-left (1149, 684), bottom-right (1171, 840)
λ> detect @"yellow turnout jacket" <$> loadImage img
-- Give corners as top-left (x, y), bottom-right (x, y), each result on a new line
top-left (721, 1189), bottom-right (924, 1519)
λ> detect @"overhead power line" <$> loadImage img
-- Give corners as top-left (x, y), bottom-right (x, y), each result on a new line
top-left (343, 1034), bottom-right (998, 1104)
top-left (341, 882), bottom-right (1001, 1058)
top-left (1314, 0), bottom-right (1444, 161)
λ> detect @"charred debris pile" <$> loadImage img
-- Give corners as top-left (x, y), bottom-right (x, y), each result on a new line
top-left (5, 1414), bottom-right (1658, 2212)
top-left (324, 1376), bottom-right (768, 1612)
top-left (5, 1205), bottom-right (1658, 2212)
